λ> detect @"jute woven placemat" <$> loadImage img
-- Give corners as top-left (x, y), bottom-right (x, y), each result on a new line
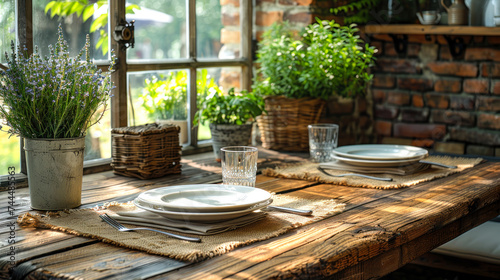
top-left (262, 156), bottom-right (484, 190)
top-left (18, 195), bottom-right (345, 262)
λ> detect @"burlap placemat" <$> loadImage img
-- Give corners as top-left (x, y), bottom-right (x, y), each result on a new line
top-left (18, 195), bottom-right (345, 262)
top-left (262, 156), bottom-right (484, 190)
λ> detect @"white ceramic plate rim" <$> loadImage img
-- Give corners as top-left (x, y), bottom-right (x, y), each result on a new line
top-left (331, 154), bottom-right (428, 167)
top-left (136, 184), bottom-right (272, 213)
top-left (133, 198), bottom-right (272, 222)
top-left (333, 144), bottom-right (428, 161)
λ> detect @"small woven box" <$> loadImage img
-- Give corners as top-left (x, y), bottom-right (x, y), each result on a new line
top-left (111, 123), bottom-right (182, 179)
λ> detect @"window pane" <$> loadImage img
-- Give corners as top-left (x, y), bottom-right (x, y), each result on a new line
top-left (33, 0), bottom-right (107, 61)
top-left (0, 0), bottom-right (15, 65)
top-left (127, 0), bottom-right (187, 60)
top-left (197, 67), bottom-right (243, 141)
top-left (128, 70), bottom-right (190, 144)
top-left (197, 0), bottom-right (239, 59)
top-left (0, 0), bottom-right (20, 172)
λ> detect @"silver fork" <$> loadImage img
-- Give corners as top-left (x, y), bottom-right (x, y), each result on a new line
top-left (99, 213), bottom-right (201, 243)
top-left (317, 167), bottom-right (393, 182)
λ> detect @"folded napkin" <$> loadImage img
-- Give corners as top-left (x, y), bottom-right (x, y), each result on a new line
top-left (111, 209), bottom-right (267, 235)
top-left (319, 160), bottom-right (430, 175)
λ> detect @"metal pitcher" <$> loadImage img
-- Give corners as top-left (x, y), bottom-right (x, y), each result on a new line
top-left (441, 0), bottom-right (469, 25)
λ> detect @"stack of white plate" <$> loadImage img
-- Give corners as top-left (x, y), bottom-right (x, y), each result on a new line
top-left (331, 144), bottom-right (429, 167)
top-left (134, 184), bottom-right (272, 222)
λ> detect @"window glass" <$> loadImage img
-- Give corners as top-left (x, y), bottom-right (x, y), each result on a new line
top-left (127, 0), bottom-right (187, 60)
top-left (0, 0), bottom-right (15, 65)
top-left (34, 0), bottom-right (107, 61)
top-left (0, 0), bottom-right (20, 172)
top-left (196, 0), bottom-right (226, 59)
top-left (197, 67), bottom-right (242, 141)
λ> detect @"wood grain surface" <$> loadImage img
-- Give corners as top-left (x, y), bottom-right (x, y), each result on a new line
top-left (1, 149), bottom-right (499, 280)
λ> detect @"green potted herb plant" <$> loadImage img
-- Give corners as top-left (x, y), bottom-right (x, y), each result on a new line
top-left (139, 69), bottom-right (221, 144)
top-left (194, 88), bottom-right (265, 162)
top-left (0, 26), bottom-right (115, 210)
top-left (253, 19), bottom-right (377, 151)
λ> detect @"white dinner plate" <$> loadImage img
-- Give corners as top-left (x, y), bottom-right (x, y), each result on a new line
top-left (136, 184), bottom-right (272, 213)
top-left (331, 154), bottom-right (428, 167)
top-left (133, 198), bottom-right (272, 222)
top-left (333, 144), bottom-right (428, 161)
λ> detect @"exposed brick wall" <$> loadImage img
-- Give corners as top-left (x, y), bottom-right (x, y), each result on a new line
top-left (370, 35), bottom-right (500, 157)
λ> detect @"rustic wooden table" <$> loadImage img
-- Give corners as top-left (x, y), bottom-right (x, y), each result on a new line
top-left (1, 148), bottom-right (499, 280)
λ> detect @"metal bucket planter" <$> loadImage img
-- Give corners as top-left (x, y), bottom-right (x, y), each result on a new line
top-left (209, 123), bottom-right (253, 162)
top-left (24, 137), bottom-right (85, 210)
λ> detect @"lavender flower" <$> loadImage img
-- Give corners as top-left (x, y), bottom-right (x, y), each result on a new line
top-left (0, 25), bottom-right (116, 139)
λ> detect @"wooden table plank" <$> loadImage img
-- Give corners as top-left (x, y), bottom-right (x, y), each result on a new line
top-left (1, 152), bottom-right (499, 280)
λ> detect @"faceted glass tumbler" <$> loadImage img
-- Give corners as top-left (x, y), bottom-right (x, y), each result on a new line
top-left (308, 124), bottom-right (339, 163)
top-left (221, 146), bottom-right (258, 187)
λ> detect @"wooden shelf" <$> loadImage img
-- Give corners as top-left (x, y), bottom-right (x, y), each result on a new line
top-left (364, 24), bottom-right (500, 36)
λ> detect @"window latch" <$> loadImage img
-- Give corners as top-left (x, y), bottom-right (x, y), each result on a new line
top-left (113, 19), bottom-right (135, 50)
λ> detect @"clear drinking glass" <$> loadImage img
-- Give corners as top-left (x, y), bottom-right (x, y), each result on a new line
top-left (308, 124), bottom-right (339, 163)
top-left (221, 146), bottom-right (258, 187)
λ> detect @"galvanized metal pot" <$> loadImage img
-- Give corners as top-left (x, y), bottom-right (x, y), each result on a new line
top-left (209, 124), bottom-right (253, 162)
top-left (24, 137), bottom-right (85, 210)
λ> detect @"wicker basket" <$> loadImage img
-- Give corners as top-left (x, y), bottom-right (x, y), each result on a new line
top-left (111, 123), bottom-right (182, 179)
top-left (256, 96), bottom-right (326, 152)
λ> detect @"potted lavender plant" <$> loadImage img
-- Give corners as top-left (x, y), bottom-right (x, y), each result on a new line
top-left (0, 26), bottom-right (115, 210)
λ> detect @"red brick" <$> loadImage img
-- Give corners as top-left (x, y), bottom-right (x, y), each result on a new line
top-left (384, 43), bottom-right (421, 57)
top-left (284, 12), bottom-right (314, 24)
top-left (220, 0), bottom-right (240, 6)
top-left (431, 110), bottom-right (475, 126)
top-left (478, 113), bottom-right (500, 130)
top-left (434, 79), bottom-right (461, 93)
top-left (434, 142), bottom-right (465, 155)
top-left (492, 81), bottom-right (500, 95)
top-left (425, 93), bottom-right (449, 109)
top-left (401, 108), bottom-right (429, 122)
top-left (371, 41), bottom-right (383, 57)
top-left (411, 139), bottom-right (434, 148)
top-left (412, 94), bottom-right (424, 107)
top-left (221, 29), bottom-right (240, 44)
top-left (398, 77), bottom-right (433, 92)
top-left (387, 91), bottom-right (411, 106)
top-left (222, 12), bottom-right (240, 26)
top-left (465, 47), bottom-right (500, 62)
top-left (279, 0), bottom-right (313, 5)
top-left (375, 58), bottom-right (421, 74)
top-left (373, 89), bottom-right (386, 103)
top-left (373, 75), bottom-right (396, 88)
top-left (439, 46), bottom-right (453, 61)
top-left (374, 105), bottom-right (399, 119)
top-left (477, 96), bottom-right (500, 111)
top-left (375, 120), bottom-right (392, 136)
top-left (256, 11), bottom-right (284, 27)
top-left (450, 127), bottom-right (500, 145)
top-left (463, 79), bottom-right (489, 94)
top-left (487, 37), bottom-right (500, 45)
top-left (427, 62), bottom-right (478, 77)
top-left (449, 96), bottom-right (474, 111)
top-left (393, 123), bottom-right (446, 139)
top-left (481, 63), bottom-right (500, 78)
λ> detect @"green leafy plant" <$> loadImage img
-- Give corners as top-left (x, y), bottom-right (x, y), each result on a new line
top-left (194, 88), bottom-right (265, 126)
top-left (253, 19), bottom-right (377, 99)
top-left (301, 19), bottom-right (377, 98)
top-left (139, 69), bottom-right (221, 121)
top-left (0, 26), bottom-right (115, 139)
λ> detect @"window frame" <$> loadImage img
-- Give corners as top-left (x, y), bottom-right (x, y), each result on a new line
top-left (1, 0), bottom-right (253, 176)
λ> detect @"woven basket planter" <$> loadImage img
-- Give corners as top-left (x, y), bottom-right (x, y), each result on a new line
top-left (111, 123), bottom-right (182, 179)
top-left (256, 96), bottom-right (326, 152)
